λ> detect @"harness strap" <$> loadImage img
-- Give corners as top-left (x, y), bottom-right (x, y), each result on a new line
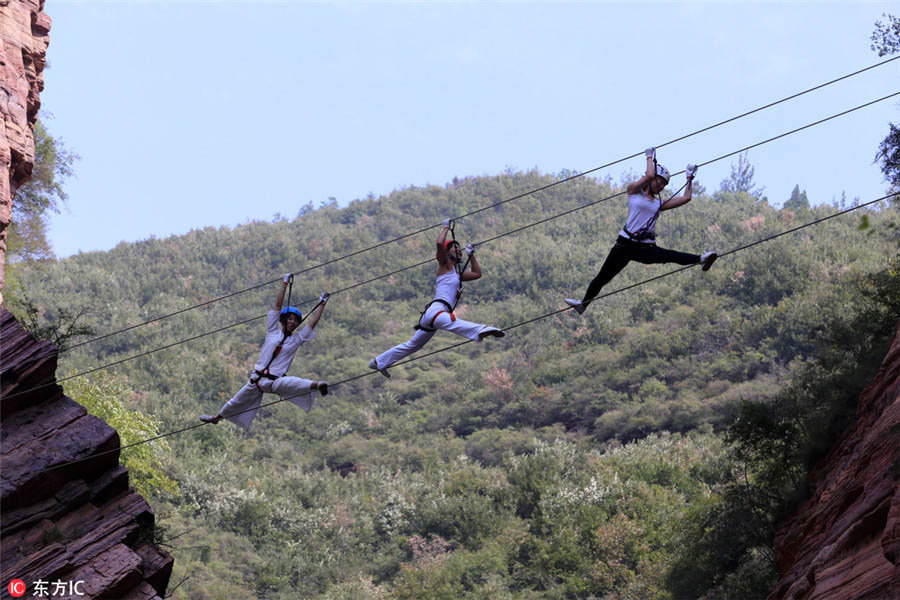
top-left (628, 176), bottom-right (690, 242)
top-left (251, 332), bottom-right (288, 391)
top-left (447, 222), bottom-right (466, 306)
top-left (414, 299), bottom-right (455, 332)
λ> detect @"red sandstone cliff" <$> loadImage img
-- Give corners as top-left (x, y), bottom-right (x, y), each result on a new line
top-left (0, 0), bottom-right (51, 305)
top-left (1, 309), bottom-right (173, 599)
top-left (770, 323), bottom-right (900, 600)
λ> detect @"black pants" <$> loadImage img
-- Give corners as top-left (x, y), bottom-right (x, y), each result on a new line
top-left (582, 236), bottom-right (700, 304)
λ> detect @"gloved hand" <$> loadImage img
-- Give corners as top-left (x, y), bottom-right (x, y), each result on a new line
top-left (644, 147), bottom-right (656, 159)
top-left (465, 243), bottom-right (475, 256)
top-left (319, 292), bottom-right (330, 304)
top-left (441, 218), bottom-right (452, 229)
top-left (686, 164), bottom-right (698, 179)
top-left (283, 273), bottom-right (293, 283)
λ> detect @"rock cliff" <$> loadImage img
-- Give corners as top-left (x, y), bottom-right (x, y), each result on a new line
top-left (770, 323), bottom-right (900, 599)
top-left (1, 309), bottom-right (173, 599)
top-left (0, 0), bottom-right (51, 305)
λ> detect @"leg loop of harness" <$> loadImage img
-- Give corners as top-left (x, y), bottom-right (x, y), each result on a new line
top-left (414, 299), bottom-right (455, 332)
top-left (251, 369), bottom-right (280, 393)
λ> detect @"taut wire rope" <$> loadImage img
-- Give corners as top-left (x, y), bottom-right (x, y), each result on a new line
top-left (23, 192), bottom-right (897, 477)
top-left (63, 56), bottom-right (900, 352)
top-left (7, 91), bottom-right (897, 403)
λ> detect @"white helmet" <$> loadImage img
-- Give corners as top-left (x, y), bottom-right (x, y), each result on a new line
top-left (655, 163), bottom-right (670, 184)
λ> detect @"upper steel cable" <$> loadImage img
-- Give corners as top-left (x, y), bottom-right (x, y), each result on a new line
top-left (62, 56), bottom-right (900, 352)
top-left (8, 91), bottom-right (897, 403)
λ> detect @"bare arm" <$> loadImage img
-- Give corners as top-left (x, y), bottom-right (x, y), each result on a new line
top-left (461, 252), bottom-right (482, 281)
top-left (626, 155), bottom-right (656, 194)
top-left (661, 178), bottom-right (693, 211)
top-left (436, 224), bottom-right (450, 259)
top-left (436, 221), bottom-right (455, 272)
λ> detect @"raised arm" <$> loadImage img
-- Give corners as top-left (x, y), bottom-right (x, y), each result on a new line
top-left (275, 274), bottom-right (291, 311)
top-left (661, 164), bottom-right (697, 211)
top-left (305, 292), bottom-right (329, 330)
top-left (627, 148), bottom-right (657, 194)
top-left (461, 244), bottom-right (482, 281)
top-left (436, 218), bottom-right (453, 268)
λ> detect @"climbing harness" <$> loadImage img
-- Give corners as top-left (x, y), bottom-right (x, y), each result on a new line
top-left (414, 298), bottom-right (457, 333)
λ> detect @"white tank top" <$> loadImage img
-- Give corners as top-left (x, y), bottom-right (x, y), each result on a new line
top-left (434, 269), bottom-right (462, 308)
top-left (619, 192), bottom-right (662, 244)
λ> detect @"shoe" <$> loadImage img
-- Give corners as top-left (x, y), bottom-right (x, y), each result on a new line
top-left (368, 358), bottom-right (391, 378)
top-left (199, 414), bottom-right (221, 424)
top-left (317, 382), bottom-right (329, 396)
top-left (478, 327), bottom-right (506, 340)
top-left (565, 298), bottom-right (586, 315)
top-left (700, 251), bottom-right (718, 271)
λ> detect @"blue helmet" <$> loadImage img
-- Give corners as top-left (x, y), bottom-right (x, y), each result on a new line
top-left (280, 306), bottom-right (302, 325)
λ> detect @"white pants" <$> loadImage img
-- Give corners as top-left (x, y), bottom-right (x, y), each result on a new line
top-left (219, 375), bottom-right (315, 431)
top-left (375, 303), bottom-right (493, 370)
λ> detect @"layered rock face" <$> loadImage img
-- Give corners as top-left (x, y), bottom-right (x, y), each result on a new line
top-left (0, 0), bottom-right (51, 305)
top-left (1, 309), bottom-right (173, 599)
top-left (770, 323), bottom-right (900, 599)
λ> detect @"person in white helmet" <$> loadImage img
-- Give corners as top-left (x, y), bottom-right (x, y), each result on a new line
top-left (565, 148), bottom-right (717, 314)
top-left (368, 219), bottom-right (505, 378)
top-left (200, 275), bottom-right (330, 430)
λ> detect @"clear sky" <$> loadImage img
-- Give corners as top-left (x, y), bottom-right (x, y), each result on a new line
top-left (40, 1), bottom-right (898, 259)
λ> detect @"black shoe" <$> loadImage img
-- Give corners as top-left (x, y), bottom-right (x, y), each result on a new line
top-left (368, 358), bottom-right (391, 378)
top-left (199, 414), bottom-right (221, 424)
top-left (478, 327), bottom-right (506, 340)
top-left (701, 251), bottom-right (718, 271)
top-left (318, 382), bottom-right (329, 396)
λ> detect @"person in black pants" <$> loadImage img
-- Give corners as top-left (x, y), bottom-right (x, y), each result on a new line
top-left (565, 148), bottom-right (717, 315)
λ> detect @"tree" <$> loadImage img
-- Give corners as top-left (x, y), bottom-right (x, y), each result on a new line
top-left (12, 290), bottom-right (95, 351)
top-left (784, 185), bottom-right (810, 212)
top-left (64, 374), bottom-right (178, 498)
top-left (871, 13), bottom-right (900, 56)
top-left (720, 152), bottom-right (764, 198)
top-left (7, 117), bottom-right (78, 262)
top-left (872, 14), bottom-right (900, 190)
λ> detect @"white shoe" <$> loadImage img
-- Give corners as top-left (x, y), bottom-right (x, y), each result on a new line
top-left (478, 327), bottom-right (506, 340)
top-left (700, 251), bottom-right (718, 272)
top-left (565, 298), bottom-right (586, 315)
top-left (368, 358), bottom-right (391, 378)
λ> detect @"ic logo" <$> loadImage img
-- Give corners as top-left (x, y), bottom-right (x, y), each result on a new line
top-left (7, 579), bottom-right (26, 597)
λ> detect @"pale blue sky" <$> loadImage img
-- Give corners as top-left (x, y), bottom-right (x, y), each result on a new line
top-left (41, 1), bottom-right (898, 258)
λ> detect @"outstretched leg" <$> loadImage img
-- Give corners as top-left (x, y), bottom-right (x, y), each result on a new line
top-left (272, 376), bottom-right (320, 412)
top-left (567, 241), bottom-right (631, 313)
top-left (372, 328), bottom-right (436, 376)
top-left (428, 307), bottom-right (504, 341)
top-left (202, 380), bottom-right (263, 431)
top-left (631, 244), bottom-right (699, 266)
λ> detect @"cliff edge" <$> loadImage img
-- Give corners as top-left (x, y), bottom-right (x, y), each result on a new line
top-left (770, 322), bottom-right (900, 599)
top-left (1, 309), bottom-right (173, 599)
top-left (0, 0), bottom-right (51, 305)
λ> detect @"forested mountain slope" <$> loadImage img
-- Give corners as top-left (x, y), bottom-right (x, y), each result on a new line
top-left (13, 172), bottom-right (899, 598)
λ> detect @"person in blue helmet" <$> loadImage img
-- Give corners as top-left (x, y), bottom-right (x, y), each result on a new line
top-left (200, 274), bottom-right (329, 430)
top-left (565, 148), bottom-right (718, 314)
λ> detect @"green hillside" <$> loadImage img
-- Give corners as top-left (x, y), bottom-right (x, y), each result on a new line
top-left (12, 172), bottom-right (899, 598)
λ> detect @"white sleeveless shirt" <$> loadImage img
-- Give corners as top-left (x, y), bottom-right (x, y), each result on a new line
top-left (434, 269), bottom-right (462, 308)
top-left (619, 192), bottom-right (662, 244)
